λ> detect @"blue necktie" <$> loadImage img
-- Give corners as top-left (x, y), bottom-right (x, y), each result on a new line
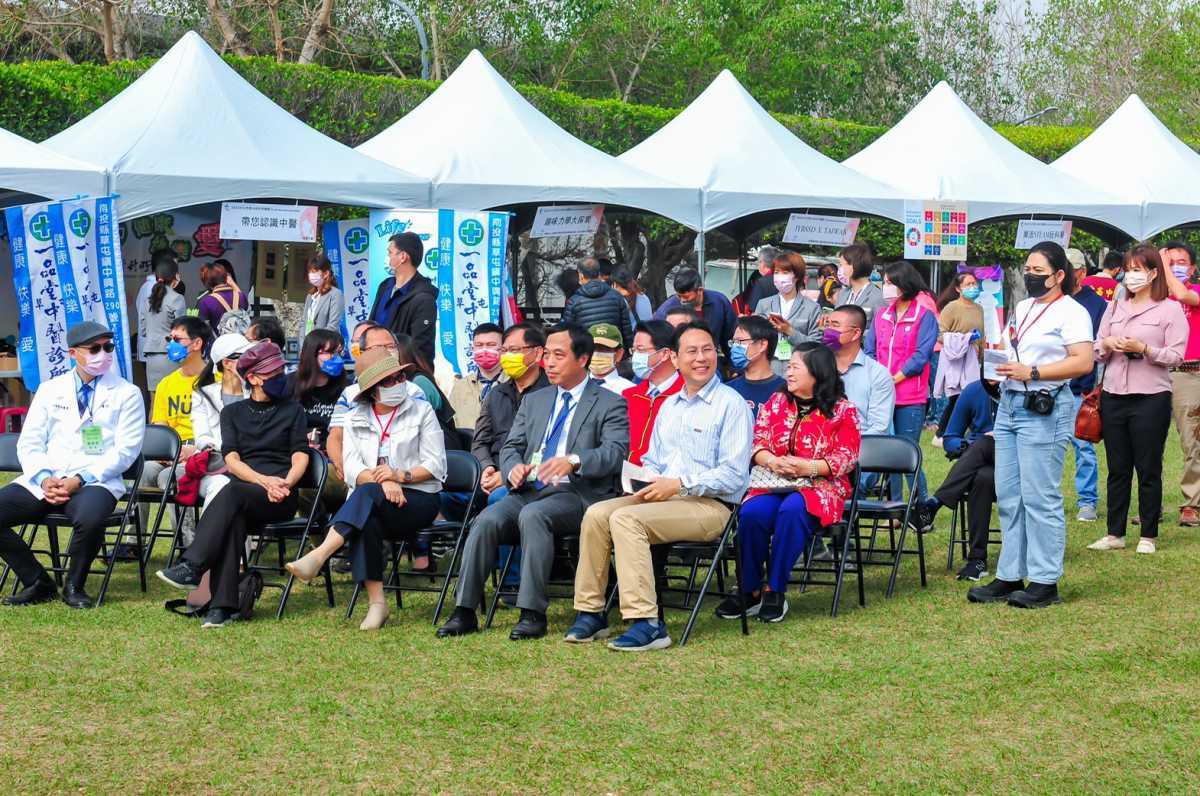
top-left (78, 381), bottom-right (94, 417)
top-left (535, 392), bottom-right (573, 489)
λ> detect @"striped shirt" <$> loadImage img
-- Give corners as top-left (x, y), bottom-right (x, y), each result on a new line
top-left (641, 374), bottom-right (754, 503)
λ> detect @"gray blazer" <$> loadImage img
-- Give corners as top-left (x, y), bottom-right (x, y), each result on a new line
top-left (755, 292), bottom-right (824, 377)
top-left (302, 287), bottom-right (345, 335)
top-left (139, 289), bottom-right (187, 356)
top-left (499, 378), bottom-right (629, 505)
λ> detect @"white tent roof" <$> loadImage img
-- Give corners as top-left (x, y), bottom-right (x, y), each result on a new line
top-left (618, 70), bottom-right (905, 230)
top-left (357, 50), bottom-right (700, 228)
top-left (844, 82), bottom-right (1141, 237)
top-left (43, 31), bottom-right (428, 220)
top-left (1052, 95), bottom-right (1200, 239)
top-left (0, 126), bottom-right (106, 206)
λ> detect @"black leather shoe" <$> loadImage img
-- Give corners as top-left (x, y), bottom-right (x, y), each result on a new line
top-left (2, 578), bottom-right (57, 606)
top-left (1007, 582), bottom-right (1062, 609)
top-left (436, 607), bottom-right (479, 638)
top-left (62, 584), bottom-right (95, 609)
top-left (967, 578), bottom-right (1024, 604)
top-left (509, 609), bottom-right (547, 640)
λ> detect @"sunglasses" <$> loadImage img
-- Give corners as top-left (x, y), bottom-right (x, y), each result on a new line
top-left (377, 372), bottom-right (408, 388)
top-left (81, 342), bottom-right (116, 354)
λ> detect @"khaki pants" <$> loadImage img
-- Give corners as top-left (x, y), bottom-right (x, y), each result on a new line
top-left (574, 495), bottom-right (730, 621)
top-left (1171, 370), bottom-right (1200, 509)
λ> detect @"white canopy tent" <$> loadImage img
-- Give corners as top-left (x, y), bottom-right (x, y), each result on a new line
top-left (43, 31), bottom-right (428, 220)
top-left (357, 50), bottom-right (701, 228)
top-left (618, 69), bottom-right (906, 232)
top-left (0, 126), bottom-right (106, 207)
top-left (1052, 95), bottom-right (1200, 239)
top-left (844, 82), bottom-right (1141, 239)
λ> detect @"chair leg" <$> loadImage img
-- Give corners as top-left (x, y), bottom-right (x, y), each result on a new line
top-left (831, 523), bottom-right (855, 618)
top-left (485, 546), bottom-right (516, 629)
top-left (854, 520), bottom-right (866, 608)
top-left (946, 499), bottom-right (960, 570)
top-left (345, 580), bottom-right (362, 620)
top-left (886, 509), bottom-right (914, 598)
top-left (95, 519), bottom-right (133, 608)
top-left (680, 529), bottom-right (731, 647)
top-left (916, 521), bottom-right (927, 588)
top-left (733, 532), bottom-right (748, 638)
top-left (433, 530), bottom-right (467, 626)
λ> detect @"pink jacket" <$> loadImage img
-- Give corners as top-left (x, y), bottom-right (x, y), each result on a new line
top-left (869, 300), bottom-right (937, 406)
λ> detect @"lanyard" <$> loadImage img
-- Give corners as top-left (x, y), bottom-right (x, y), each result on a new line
top-left (1010, 294), bottom-right (1063, 359)
top-left (373, 405), bottom-right (400, 445)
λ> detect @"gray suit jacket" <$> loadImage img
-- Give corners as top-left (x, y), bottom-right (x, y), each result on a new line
top-left (302, 287), bottom-right (345, 334)
top-left (499, 378), bottom-right (628, 505)
top-left (755, 292), bottom-right (824, 375)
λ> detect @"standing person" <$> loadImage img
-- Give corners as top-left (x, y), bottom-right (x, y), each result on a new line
top-left (826, 305), bottom-right (895, 437)
top-left (140, 257), bottom-right (188, 397)
top-left (195, 261), bottom-right (249, 333)
top-left (612, 267), bottom-right (654, 326)
top-left (1067, 249), bottom-right (1109, 522)
top-left (1083, 250), bottom-right (1124, 301)
top-left (968, 241), bottom-right (1094, 609)
top-left (653, 268), bottom-right (737, 358)
top-left (302, 254), bottom-right (346, 335)
top-left (865, 261), bottom-right (938, 504)
top-left (1161, 240), bottom-right (1200, 527)
top-left (588, 323), bottom-right (635, 395)
top-left (560, 260), bottom-right (634, 350)
top-left (449, 323), bottom-right (505, 431)
top-left (834, 243), bottom-right (885, 323)
top-left (727, 315), bottom-right (785, 419)
top-left (1087, 246), bottom-right (1187, 554)
top-left (156, 341), bottom-right (310, 628)
top-left (743, 246), bottom-right (780, 315)
top-left (623, 320), bottom-right (684, 466)
top-left (369, 231), bottom-right (438, 364)
top-left (932, 272), bottom-right (984, 440)
top-left (556, 269), bottom-right (581, 304)
top-left (755, 251), bottom-right (823, 375)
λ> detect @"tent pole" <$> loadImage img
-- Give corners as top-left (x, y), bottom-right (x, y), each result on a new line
top-left (697, 229), bottom-right (706, 284)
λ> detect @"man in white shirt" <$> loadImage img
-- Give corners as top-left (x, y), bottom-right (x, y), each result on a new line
top-left (588, 322), bottom-right (635, 395)
top-left (0, 322), bottom-right (145, 609)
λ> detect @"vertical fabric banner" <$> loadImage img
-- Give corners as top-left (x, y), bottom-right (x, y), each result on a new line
top-left (4, 202), bottom-right (72, 390)
top-left (81, 197), bottom-right (132, 380)
top-left (322, 218), bottom-right (371, 354)
top-left (436, 209), bottom-right (457, 373)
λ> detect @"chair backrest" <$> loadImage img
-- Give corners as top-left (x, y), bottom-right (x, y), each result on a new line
top-left (443, 450), bottom-right (482, 494)
top-left (295, 450), bottom-right (329, 492)
top-left (0, 434), bottom-right (20, 473)
top-left (143, 424), bottom-right (182, 464)
top-left (858, 435), bottom-right (921, 476)
top-left (455, 427), bottom-right (474, 452)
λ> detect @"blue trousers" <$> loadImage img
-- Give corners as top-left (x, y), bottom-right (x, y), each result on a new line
top-left (891, 403), bottom-right (928, 501)
top-left (331, 483), bottom-right (441, 583)
top-left (738, 492), bottom-right (818, 594)
top-left (1070, 391), bottom-right (1099, 508)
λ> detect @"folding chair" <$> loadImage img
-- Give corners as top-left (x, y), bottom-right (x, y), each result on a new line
top-left (0, 434), bottom-right (25, 593)
top-left (945, 490), bottom-right (1002, 570)
top-left (485, 530), bottom-right (580, 629)
top-left (344, 450), bottom-right (482, 624)
top-left (246, 451), bottom-right (334, 619)
top-left (130, 425), bottom-right (182, 567)
top-left (660, 503), bottom-right (748, 647)
top-left (848, 435), bottom-right (926, 598)
top-left (790, 464), bottom-right (864, 617)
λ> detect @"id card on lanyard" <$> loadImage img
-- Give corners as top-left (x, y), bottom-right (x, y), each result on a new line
top-left (79, 385), bottom-right (105, 454)
top-left (374, 405), bottom-right (399, 465)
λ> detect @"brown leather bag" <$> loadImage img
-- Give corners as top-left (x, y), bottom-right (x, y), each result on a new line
top-left (1074, 364), bottom-right (1104, 443)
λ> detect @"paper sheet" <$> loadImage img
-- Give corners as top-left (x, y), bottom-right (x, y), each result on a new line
top-left (983, 348), bottom-right (1011, 382)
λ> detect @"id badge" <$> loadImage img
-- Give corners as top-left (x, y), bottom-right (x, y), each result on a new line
top-left (775, 338), bottom-right (793, 360)
top-left (527, 451), bottom-right (543, 482)
top-left (80, 424), bottom-right (105, 455)
top-left (377, 442), bottom-right (390, 466)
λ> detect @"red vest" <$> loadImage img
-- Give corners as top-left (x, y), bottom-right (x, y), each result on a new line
top-left (622, 374), bottom-right (685, 465)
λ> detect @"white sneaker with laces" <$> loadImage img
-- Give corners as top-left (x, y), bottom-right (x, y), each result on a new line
top-left (1087, 535), bottom-right (1125, 551)
top-left (1136, 538), bottom-right (1156, 554)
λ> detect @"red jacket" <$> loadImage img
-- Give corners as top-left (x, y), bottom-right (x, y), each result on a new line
top-left (622, 373), bottom-right (685, 465)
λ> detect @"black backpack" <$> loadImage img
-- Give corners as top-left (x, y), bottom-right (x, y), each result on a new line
top-left (165, 570), bottom-right (263, 621)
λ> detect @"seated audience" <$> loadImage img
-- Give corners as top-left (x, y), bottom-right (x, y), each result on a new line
top-left (449, 322), bottom-right (505, 430)
top-left (728, 315), bottom-right (785, 419)
top-left (623, 320), bottom-right (683, 466)
top-left (566, 321), bottom-right (752, 651)
top-left (589, 323), bottom-right (635, 394)
top-left (288, 329), bottom-right (348, 452)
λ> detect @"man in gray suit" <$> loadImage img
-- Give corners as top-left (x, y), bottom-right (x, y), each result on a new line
top-left (437, 323), bottom-right (629, 641)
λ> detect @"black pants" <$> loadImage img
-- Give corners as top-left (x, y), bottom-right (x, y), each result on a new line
top-left (1102, 391), bottom-right (1172, 538)
top-left (933, 435), bottom-right (995, 563)
top-left (331, 483), bottom-right (441, 583)
top-left (0, 482), bottom-right (117, 589)
top-left (183, 480), bottom-right (298, 610)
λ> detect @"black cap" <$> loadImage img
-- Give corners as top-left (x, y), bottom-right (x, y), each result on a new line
top-left (67, 321), bottom-right (113, 348)
top-left (389, 231), bottom-right (424, 267)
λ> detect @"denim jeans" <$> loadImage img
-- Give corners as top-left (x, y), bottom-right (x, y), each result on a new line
top-left (1070, 392), bottom-right (1099, 509)
top-left (891, 403), bottom-right (928, 502)
top-left (994, 388), bottom-right (1074, 585)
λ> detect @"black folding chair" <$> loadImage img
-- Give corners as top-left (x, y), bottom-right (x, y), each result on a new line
top-left (0, 434), bottom-right (25, 594)
top-left (659, 503), bottom-right (748, 647)
top-left (344, 450), bottom-right (482, 624)
top-left (945, 489), bottom-right (1002, 570)
top-left (246, 451), bottom-right (334, 619)
top-left (130, 425), bottom-right (183, 566)
top-left (485, 530), bottom-right (581, 629)
top-left (455, 427), bottom-right (474, 452)
top-left (789, 464), bottom-right (864, 617)
top-left (848, 435), bottom-right (926, 598)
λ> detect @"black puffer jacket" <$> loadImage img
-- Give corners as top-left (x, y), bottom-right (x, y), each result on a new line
top-left (560, 280), bottom-right (633, 348)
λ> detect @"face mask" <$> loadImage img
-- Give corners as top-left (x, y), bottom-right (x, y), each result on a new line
top-left (869, 271), bottom-right (883, 284)
top-left (473, 349), bottom-right (500, 372)
top-left (319, 357), bottom-right (345, 377)
top-left (83, 351), bottom-right (113, 377)
top-left (500, 352), bottom-right (530, 380)
top-left (589, 352), bottom-right (616, 376)
top-left (349, 342), bottom-right (362, 361)
top-left (837, 266), bottom-right (851, 287)
top-left (729, 344), bottom-right (751, 370)
top-left (962, 285), bottom-right (982, 301)
top-left (1173, 265), bottom-right (1191, 280)
top-left (166, 340), bottom-right (190, 363)
top-left (631, 351), bottom-right (656, 379)
top-left (821, 328), bottom-right (845, 351)
top-left (773, 274), bottom-right (795, 293)
top-left (377, 383), bottom-right (408, 406)
top-left (882, 283), bottom-right (900, 302)
top-left (1122, 271), bottom-right (1149, 293)
top-left (260, 373), bottom-right (289, 401)
top-left (1024, 273), bottom-right (1054, 299)
top-left (308, 271), bottom-right (325, 288)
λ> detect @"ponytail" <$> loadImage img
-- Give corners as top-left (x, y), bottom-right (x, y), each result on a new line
top-left (149, 281), bottom-right (168, 314)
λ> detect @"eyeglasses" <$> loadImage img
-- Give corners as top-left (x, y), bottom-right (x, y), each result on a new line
top-left (500, 344), bottom-right (538, 355)
top-left (82, 342), bottom-right (116, 354)
top-left (364, 343), bottom-right (398, 354)
top-left (728, 337), bottom-right (755, 347)
top-left (377, 372), bottom-right (408, 388)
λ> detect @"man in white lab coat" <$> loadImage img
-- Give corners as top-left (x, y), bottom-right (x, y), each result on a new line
top-left (0, 322), bottom-right (145, 609)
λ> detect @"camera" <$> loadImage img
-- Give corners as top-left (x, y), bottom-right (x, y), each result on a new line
top-left (1023, 389), bottom-right (1057, 416)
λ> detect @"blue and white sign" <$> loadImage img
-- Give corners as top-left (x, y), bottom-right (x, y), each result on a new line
top-left (322, 218), bottom-right (372, 354)
top-left (366, 208), bottom-right (439, 295)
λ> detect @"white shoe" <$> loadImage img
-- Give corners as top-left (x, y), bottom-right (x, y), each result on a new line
top-left (359, 601), bottom-right (390, 631)
top-left (1135, 538), bottom-right (1156, 554)
top-left (1087, 535), bottom-right (1125, 551)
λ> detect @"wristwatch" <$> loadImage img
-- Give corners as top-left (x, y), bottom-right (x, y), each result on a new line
top-left (678, 482), bottom-right (691, 498)
top-left (402, 469), bottom-right (413, 484)
top-left (567, 454), bottom-right (581, 472)
top-left (1030, 366), bottom-right (1041, 382)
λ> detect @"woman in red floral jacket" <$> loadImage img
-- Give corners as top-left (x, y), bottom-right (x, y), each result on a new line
top-left (716, 343), bottom-right (861, 623)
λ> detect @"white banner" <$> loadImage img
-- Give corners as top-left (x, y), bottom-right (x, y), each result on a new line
top-left (220, 202), bottom-right (318, 242)
top-left (530, 204), bottom-right (603, 238)
top-left (904, 200), bottom-right (969, 261)
top-left (782, 213), bottom-right (861, 246)
top-left (321, 218), bottom-right (371, 351)
top-left (436, 210), bottom-right (510, 376)
top-left (1014, 220), bottom-right (1072, 250)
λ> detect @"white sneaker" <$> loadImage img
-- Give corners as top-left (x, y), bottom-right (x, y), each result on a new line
top-left (1136, 538), bottom-right (1156, 554)
top-left (1087, 535), bottom-right (1125, 551)
top-left (1077, 505), bottom-right (1098, 522)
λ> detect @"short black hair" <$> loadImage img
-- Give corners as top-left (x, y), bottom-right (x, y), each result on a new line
top-left (1164, 240), bottom-right (1197, 266)
top-left (472, 322), bottom-right (503, 340)
top-left (634, 320), bottom-right (674, 351)
top-left (735, 314), bottom-right (777, 360)
top-left (546, 322), bottom-right (594, 364)
top-left (673, 268), bottom-right (701, 294)
top-left (611, 267), bottom-right (635, 289)
top-left (883, 261), bottom-right (929, 300)
top-left (788, 342), bottom-right (846, 419)
top-left (839, 243), bottom-right (874, 280)
top-left (596, 258), bottom-right (615, 278)
top-left (664, 304), bottom-right (699, 322)
top-left (171, 316), bottom-right (214, 349)
top-left (247, 315), bottom-right (285, 349)
top-left (151, 249), bottom-right (177, 270)
top-left (504, 321), bottom-right (546, 349)
top-left (1102, 250), bottom-right (1125, 273)
top-left (671, 320), bottom-right (716, 352)
top-left (832, 304), bottom-right (868, 331)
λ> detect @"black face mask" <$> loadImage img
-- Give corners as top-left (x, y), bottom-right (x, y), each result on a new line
top-left (261, 373), bottom-right (289, 401)
top-left (1024, 273), bottom-right (1055, 298)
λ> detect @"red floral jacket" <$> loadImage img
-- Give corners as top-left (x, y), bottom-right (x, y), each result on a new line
top-left (747, 393), bottom-right (861, 526)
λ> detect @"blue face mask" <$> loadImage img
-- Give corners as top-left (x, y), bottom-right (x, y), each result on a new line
top-left (166, 340), bottom-right (190, 363)
top-left (319, 357), bottom-right (345, 377)
top-left (262, 373), bottom-right (290, 401)
top-left (729, 343), bottom-right (751, 371)
top-left (631, 351), bottom-right (654, 380)
top-left (962, 285), bottom-right (981, 301)
top-left (869, 271), bottom-right (883, 284)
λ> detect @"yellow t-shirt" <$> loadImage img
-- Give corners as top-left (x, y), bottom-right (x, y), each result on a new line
top-left (152, 368), bottom-right (199, 444)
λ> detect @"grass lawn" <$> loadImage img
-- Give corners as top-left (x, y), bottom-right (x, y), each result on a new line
top-left (2, 432), bottom-right (1199, 794)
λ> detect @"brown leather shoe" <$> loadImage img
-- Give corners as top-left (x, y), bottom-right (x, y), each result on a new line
top-left (1181, 507), bottom-right (1200, 527)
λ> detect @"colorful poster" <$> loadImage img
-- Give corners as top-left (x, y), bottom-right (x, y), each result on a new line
top-left (321, 218), bottom-right (371, 353)
top-left (366, 208), bottom-right (439, 295)
top-left (904, 200), bottom-right (968, 261)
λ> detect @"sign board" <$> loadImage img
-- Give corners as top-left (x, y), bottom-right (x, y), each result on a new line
top-left (530, 204), bottom-right (603, 238)
top-left (781, 213), bottom-right (861, 247)
top-left (220, 202), bottom-right (318, 242)
top-left (1014, 219), bottom-right (1072, 249)
top-left (322, 218), bottom-right (371, 349)
top-left (903, 200), bottom-right (968, 261)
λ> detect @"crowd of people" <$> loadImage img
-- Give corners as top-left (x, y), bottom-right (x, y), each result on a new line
top-left (3, 234), bottom-right (1198, 650)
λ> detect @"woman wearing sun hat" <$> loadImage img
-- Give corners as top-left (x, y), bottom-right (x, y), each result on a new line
top-left (285, 347), bottom-right (446, 630)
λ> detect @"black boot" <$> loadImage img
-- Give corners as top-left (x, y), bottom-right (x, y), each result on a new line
top-left (1007, 582), bottom-right (1062, 609)
top-left (967, 578), bottom-right (1024, 604)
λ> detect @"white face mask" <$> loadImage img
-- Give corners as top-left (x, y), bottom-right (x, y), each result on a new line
top-left (1123, 271), bottom-right (1150, 293)
top-left (83, 351), bottom-right (113, 376)
top-left (308, 271), bottom-right (325, 288)
top-left (377, 383), bottom-right (408, 407)
top-left (882, 283), bottom-right (900, 302)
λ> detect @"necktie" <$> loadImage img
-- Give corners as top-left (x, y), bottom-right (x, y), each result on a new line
top-left (78, 381), bottom-right (94, 417)
top-left (535, 392), bottom-right (573, 489)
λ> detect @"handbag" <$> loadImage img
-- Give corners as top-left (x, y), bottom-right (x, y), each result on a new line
top-left (165, 570), bottom-right (262, 620)
top-left (748, 465), bottom-right (812, 493)
top-left (1074, 363), bottom-right (1105, 443)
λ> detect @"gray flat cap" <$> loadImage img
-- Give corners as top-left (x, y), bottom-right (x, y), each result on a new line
top-left (67, 321), bottom-right (113, 348)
